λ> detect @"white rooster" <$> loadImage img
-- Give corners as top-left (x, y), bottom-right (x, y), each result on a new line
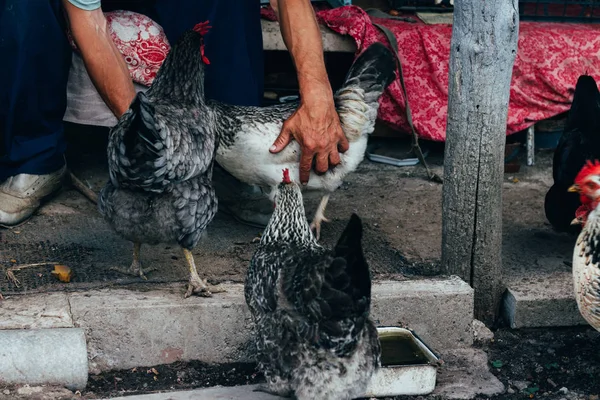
top-left (569, 160), bottom-right (600, 330)
top-left (212, 43), bottom-right (396, 239)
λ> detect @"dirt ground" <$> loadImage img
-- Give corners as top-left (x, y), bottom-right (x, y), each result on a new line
top-left (1, 326), bottom-right (598, 400)
top-left (0, 124), bottom-right (575, 297)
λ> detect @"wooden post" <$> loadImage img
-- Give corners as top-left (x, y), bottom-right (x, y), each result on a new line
top-left (441, 0), bottom-right (519, 325)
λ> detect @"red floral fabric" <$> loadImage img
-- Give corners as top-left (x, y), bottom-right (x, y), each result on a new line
top-left (68, 11), bottom-right (170, 87)
top-left (263, 5), bottom-right (600, 141)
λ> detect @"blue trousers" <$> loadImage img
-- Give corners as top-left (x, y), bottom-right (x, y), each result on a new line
top-left (0, 0), bottom-right (263, 181)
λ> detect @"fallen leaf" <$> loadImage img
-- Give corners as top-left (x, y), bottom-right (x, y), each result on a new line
top-left (10, 259), bottom-right (16, 263)
top-left (151, 368), bottom-right (159, 375)
top-left (13, 231), bottom-right (20, 234)
top-left (131, 367), bottom-right (137, 373)
top-left (51, 265), bottom-right (73, 283)
top-left (512, 177), bottom-right (520, 183)
top-left (153, 376), bottom-right (158, 381)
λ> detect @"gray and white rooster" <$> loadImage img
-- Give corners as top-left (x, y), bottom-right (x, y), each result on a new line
top-left (214, 43), bottom-right (396, 239)
top-left (98, 22), bottom-right (224, 298)
top-left (245, 169), bottom-right (380, 400)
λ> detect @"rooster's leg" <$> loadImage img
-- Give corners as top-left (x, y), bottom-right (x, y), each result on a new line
top-left (310, 194), bottom-right (331, 241)
top-left (183, 248), bottom-right (226, 298)
top-left (111, 242), bottom-right (154, 280)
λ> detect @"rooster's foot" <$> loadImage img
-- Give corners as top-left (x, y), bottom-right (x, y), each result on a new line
top-left (184, 277), bottom-right (226, 298)
top-left (310, 216), bottom-right (330, 241)
top-left (310, 194), bottom-right (331, 241)
top-left (110, 260), bottom-right (155, 280)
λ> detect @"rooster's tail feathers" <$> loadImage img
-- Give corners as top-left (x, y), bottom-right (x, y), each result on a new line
top-left (341, 43), bottom-right (396, 103)
top-left (334, 43), bottom-right (396, 141)
top-left (567, 75), bottom-right (600, 135)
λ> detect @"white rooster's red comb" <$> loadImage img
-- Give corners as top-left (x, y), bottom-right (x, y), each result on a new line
top-left (192, 21), bottom-right (211, 65)
top-left (282, 169), bottom-right (291, 184)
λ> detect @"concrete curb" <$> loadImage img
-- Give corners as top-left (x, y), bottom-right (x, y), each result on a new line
top-left (0, 277), bottom-right (474, 376)
top-left (0, 328), bottom-right (88, 390)
top-left (502, 273), bottom-right (587, 329)
top-left (104, 385), bottom-right (281, 400)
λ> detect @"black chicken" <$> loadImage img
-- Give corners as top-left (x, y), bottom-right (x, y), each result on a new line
top-left (98, 23), bottom-right (224, 297)
top-left (245, 170), bottom-right (380, 400)
top-left (545, 75), bottom-right (600, 233)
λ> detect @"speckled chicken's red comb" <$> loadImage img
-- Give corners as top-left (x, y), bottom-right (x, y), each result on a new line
top-left (192, 21), bottom-right (211, 65)
top-left (282, 169), bottom-right (291, 184)
top-left (575, 160), bottom-right (600, 184)
top-left (193, 21), bottom-right (211, 36)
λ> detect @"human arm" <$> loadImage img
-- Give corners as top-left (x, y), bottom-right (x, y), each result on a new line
top-left (269, 0), bottom-right (349, 184)
top-left (62, 0), bottom-right (136, 117)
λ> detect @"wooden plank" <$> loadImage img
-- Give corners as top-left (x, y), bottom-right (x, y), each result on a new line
top-left (261, 20), bottom-right (356, 53)
top-left (441, 0), bottom-right (519, 325)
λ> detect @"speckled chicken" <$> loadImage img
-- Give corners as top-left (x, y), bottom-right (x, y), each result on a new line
top-left (245, 170), bottom-right (380, 400)
top-left (214, 43), bottom-right (396, 239)
top-left (568, 160), bottom-right (600, 331)
top-left (98, 23), bottom-right (223, 298)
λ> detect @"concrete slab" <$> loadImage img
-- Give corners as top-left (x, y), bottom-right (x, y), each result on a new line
top-left (0, 293), bottom-right (73, 330)
top-left (370, 277), bottom-right (474, 349)
top-left (433, 348), bottom-right (505, 399)
top-left (104, 385), bottom-right (282, 400)
top-left (0, 328), bottom-right (88, 391)
top-left (261, 20), bottom-right (356, 53)
top-left (502, 271), bottom-right (587, 329)
top-left (69, 284), bottom-right (253, 374)
top-left (69, 277), bottom-right (473, 373)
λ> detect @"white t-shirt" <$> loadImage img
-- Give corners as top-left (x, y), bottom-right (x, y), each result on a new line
top-left (67, 0), bottom-right (101, 10)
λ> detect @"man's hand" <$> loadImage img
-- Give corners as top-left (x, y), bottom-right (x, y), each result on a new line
top-left (270, 0), bottom-right (349, 184)
top-left (270, 90), bottom-right (348, 184)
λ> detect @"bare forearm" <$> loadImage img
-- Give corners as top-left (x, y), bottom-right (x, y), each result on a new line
top-left (273, 0), bottom-right (332, 99)
top-left (63, 2), bottom-right (135, 117)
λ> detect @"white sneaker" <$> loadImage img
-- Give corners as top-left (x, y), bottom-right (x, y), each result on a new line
top-left (0, 165), bottom-right (67, 226)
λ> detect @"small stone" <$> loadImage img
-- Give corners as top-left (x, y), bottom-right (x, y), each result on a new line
top-left (514, 381), bottom-right (530, 391)
top-left (143, 383), bottom-right (148, 388)
top-left (508, 388), bottom-right (516, 394)
top-left (535, 366), bottom-right (544, 373)
top-left (590, 396), bottom-right (599, 400)
top-left (2, 390), bottom-right (10, 395)
top-left (472, 319), bottom-right (494, 343)
top-left (559, 387), bottom-right (569, 394)
top-left (16, 386), bottom-right (43, 396)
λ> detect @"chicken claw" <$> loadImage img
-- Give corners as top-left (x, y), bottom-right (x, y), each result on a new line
top-left (183, 248), bottom-right (226, 298)
top-left (110, 243), bottom-right (155, 280)
top-left (252, 383), bottom-right (292, 398)
top-left (310, 194), bottom-right (331, 241)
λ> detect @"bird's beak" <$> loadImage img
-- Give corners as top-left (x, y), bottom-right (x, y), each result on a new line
top-left (568, 184), bottom-right (580, 193)
top-left (571, 217), bottom-right (582, 226)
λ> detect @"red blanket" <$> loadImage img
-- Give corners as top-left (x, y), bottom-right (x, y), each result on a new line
top-left (263, 6), bottom-right (600, 142)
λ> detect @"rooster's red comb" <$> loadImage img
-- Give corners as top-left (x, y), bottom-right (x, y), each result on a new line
top-left (193, 21), bottom-right (212, 36)
top-left (282, 169), bottom-right (291, 184)
top-left (575, 159), bottom-right (600, 184)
